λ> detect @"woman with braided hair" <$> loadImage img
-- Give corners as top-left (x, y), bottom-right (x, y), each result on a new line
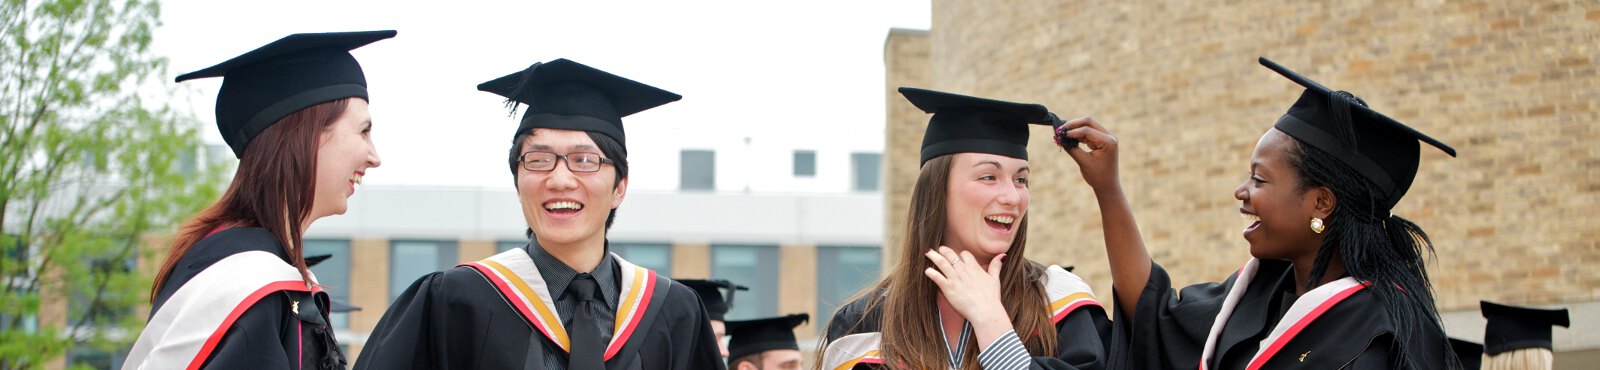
top-left (1066, 57), bottom-right (1462, 369)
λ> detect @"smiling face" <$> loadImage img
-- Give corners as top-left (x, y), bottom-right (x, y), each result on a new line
top-left (941, 152), bottom-right (1030, 261)
top-left (1236, 128), bottom-right (1326, 260)
top-left (309, 98), bottom-right (380, 221)
top-left (516, 128), bottom-right (627, 247)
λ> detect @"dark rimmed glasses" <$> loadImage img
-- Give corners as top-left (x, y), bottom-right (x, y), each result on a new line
top-left (518, 151), bottom-right (613, 172)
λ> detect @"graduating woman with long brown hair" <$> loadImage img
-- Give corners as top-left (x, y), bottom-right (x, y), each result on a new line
top-left (123, 31), bottom-right (392, 370)
top-left (818, 88), bottom-right (1109, 370)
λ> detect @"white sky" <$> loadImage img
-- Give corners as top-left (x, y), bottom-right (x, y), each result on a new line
top-left (152, 0), bottom-right (931, 190)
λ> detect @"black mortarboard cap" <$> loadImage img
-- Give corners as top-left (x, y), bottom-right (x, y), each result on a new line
top-left (304, 254), bottom-right (333, 267)
top-left (1481, 300), bottom-right (1569, 355)
top-left (899, 87), bottom-right (1064, 165)
top-left (1259, 57), bottom-right (1457, 212)
top-left (477, 58), bottom-right (681, 147)
top-left (301, 254), bottom-right (359, 312)
top-left (725, 313), bottom-right (809, 361)
top-left (679, 279), bottom-right (748, 321)
top-left (1448, 338), bottom-right (1483, 369)
top-left (176, 30), bottom-right (395, 158)
top-left (328, 300), bottom-right (362, 313)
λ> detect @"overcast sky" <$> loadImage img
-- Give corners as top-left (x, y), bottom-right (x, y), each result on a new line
top-left (151, 0), bottom-right (931, 190)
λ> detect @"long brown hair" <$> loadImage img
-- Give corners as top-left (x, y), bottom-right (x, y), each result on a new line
top-left (821, 154), bottom-right (1056, 370)
top-left (150, 98), bottom-right (351, 301)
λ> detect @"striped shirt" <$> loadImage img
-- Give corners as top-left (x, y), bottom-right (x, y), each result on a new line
top-left (938, 311), bottom-right (1033, 370)
top-left (975, 330), bottom-right (1031, 370)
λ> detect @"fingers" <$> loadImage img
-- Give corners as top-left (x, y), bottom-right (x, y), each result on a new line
top-left (925, 247), bottom-right (956, 275)
top-left (1062, 116), bottom-right (1116, 150)
top-left (928, 246), bottom-right (999, 275)
top-left (1064, 127), bottom-right (1118, 155)
top-left (987, 253), bottom-right (1006, 276)
top-left (1062, 116), bottom-right (1109, 133)
top-left (938, 246), bottom-right (963, 272)
top-left (924, 267), bottom-right (949, 287)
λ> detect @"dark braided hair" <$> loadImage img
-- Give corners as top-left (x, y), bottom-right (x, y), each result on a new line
top-left (1287, 92), bottom-right (1456, 369)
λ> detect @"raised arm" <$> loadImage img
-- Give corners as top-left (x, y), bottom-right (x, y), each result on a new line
top-left (1059, 117), bottom-right (1150, 316)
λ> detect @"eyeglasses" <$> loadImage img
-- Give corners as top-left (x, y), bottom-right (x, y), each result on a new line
top-left (519, 151), bottom-right (613, 172)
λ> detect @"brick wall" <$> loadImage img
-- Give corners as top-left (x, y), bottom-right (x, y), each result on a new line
top-left (885, 0), bottom-right (1599, 314)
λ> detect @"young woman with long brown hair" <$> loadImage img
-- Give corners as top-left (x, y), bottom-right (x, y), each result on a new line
top-left (818, 88), bottom-right (1109, 370)
top-left (123, 30), bottom-right (393, 370)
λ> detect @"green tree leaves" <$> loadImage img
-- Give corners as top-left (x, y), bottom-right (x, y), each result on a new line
top-left (1, 0), bottom-right (223, 368)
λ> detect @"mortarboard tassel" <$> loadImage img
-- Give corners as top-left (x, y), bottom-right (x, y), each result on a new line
top-left (502, 62), bottom-right (544, 117)
top-left (1326, 90), bottom-right (1368, 150)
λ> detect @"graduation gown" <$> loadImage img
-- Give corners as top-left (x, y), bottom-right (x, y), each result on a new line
top-left (125, 227), bottom-right (344, 370)
top-left (354, 246), bottom-right (725, 370)
top-left (820, 264), bottom-right (1111, 370)
top-left (1110, 258), bottom-right (1454, 370)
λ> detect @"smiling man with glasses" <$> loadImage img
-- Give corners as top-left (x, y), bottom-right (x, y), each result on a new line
top-left (356, 59), bottom-right (726, 370)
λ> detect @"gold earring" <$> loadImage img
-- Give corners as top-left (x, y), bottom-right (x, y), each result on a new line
top-left (1310, 217), bottom-right (1325, 234)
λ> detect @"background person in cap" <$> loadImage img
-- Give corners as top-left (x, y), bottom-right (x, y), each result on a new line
top-left (680, 279), bottom-right (751, 357)
top-left (819, 88), bottom-right (1109, 370)
top-left (1089, 57), bottom-right (1460, 369)
top-left (726, 314), bottom-right (808, 370)
top-left (1481, 301), bottom-right (1569, 370)
top-left (124, 30), bottom-right (394, 370)
top-left (356, 59), bottom-right (724, 370)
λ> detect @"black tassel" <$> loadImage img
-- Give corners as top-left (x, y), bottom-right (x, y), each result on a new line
top-left (1328, 90), bottom-right (1367, 149)
top-left (503, 62), bottom-right (544, 117)
top-left (311, 322), bottom-right (348, 370)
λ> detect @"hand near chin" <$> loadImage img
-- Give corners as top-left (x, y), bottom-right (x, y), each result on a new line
top-left (1058, 116), bottom-right (1121, 191)
top-left (924, 246), bottom-right (1009, 327)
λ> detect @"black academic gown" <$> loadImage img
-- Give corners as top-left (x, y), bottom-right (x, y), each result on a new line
top-left (824, 288), bottom-right (1112, 370)
top-left (1109, 259), bottom-right (1455, 370)
top-left (353, 250), bottom-right (726, 370)
top-left (150, 227), bottom-right (345, 370)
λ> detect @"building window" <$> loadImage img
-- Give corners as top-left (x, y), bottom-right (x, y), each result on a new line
top-left (711, 244), bottom-right (779, 320)
top-left (304, 239), bottom-right (351, 329)
top-left (816, 246), bottom-right (881, 332)
top-left (390, 241), bottom-right (458, 301)
top-left (793, 150), bottom-right (816, 177)
top-left (680, 150), bottom-right (715, 191)
top-left (498, 240), bottom-right (526, 254)
top-left (612, 243), bottom-right (672, 276)
top-left (851, 152), bottom-right (882, 192)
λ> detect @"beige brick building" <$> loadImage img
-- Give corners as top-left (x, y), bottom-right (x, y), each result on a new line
top-left (307, 182), bottom-right (886, 362)
top-left (884, 0), bottom-right (1598, 365)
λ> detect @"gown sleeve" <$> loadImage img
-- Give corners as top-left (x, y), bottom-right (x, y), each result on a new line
top-left (1108, 261), bottom-right (1236, 370)
top-left (352, 271), bottom-right (449, 370)
top-left (824, 297), bottom-right (874, 342)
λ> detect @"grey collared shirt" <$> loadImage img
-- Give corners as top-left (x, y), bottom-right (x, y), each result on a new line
top-left (525, 239), bottom-right (621, 367)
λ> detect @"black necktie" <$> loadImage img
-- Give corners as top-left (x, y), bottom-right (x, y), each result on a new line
top-left (566, 274), bottom-right (606, 370)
